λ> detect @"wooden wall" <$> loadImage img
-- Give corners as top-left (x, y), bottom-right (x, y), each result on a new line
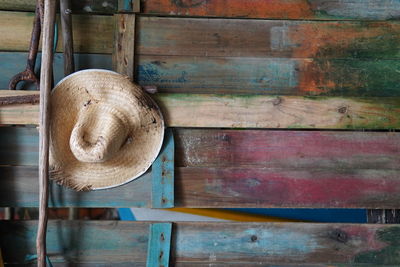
top-left (1, 0), bottom-right (400, 265)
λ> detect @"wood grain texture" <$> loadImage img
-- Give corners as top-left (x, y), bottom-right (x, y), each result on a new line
top-left (137, 56), bottom-right (400, 96)
top-left (176, 167), bottom-right (400, 208)
top-left (1, 127), bottom-right (399, 169)
top-left (0, 11), bottom-right (113, 53)
top-left (0, 0), bottom-right (118, 14)
top-left (3, 52), bottom-right (400, 96)
top-left (113, 14), bottom-right (136, 80)
top-left (3, 12), bottom-right (400, 59)
top-left (173, 129), bottom-right (400, 169)
top-left (2, 221), bottom-right (400, 265)
top-left (137, 17), bottom-right (400, 59)
top-left (0, 166), bottom-right (151, 207)
top-left (2, 165), bottom-right (400, 208)
top-left (2, 0), bottom-right (400, 20)
top-left (142, 0), bottom-right (400, 20)
top-left (1, 91), bottom-right (399, 129)
top-left (0, 52), bottom-right (112, 89)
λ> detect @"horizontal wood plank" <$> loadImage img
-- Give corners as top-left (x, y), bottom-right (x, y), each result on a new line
top-left (0, 0), bottom-right (118, 13)
top-left (0, 11), bottom-right (113, 54)
top-left (174, 129), bottom-right (400, 169)
top-left (3, 52), bottom-right (400, 96)
top-left (176, 167), bottom-right (400, 208)
top-left (0, 166), bottom-right (151, 208)
top-left (1, 221), bottom-right (400, 265)
top-left (142, 0), bottom-right (400, 20)
top-left (137, 56), bottom-right (400, 96)
top-left (2, 127), bottom-right (399, 169)
top-left (2, 164), bottom-right (400, 208)
top-left (137, 17), bottom-right (400, 59)
top-left (3, 12), bottom-right (400, 60)
top-left (2, 0), bottom-right (400, 20)
top-left (1, 91), bottom-right (399, 129)
top-left (0, 52), bottom-right (112, 90)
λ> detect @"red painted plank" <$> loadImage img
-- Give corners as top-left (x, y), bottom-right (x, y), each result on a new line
top-left (176, 167), bottom-right (400, 208)
top-left (175, 130), bottom-right (400, 169)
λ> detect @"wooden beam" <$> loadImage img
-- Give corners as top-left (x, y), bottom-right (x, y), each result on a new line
top-left (137, 56), bottom-right (400, 96)
top-left (3, 12), bottom-right (400, 60)
top-left (1, 127), bottom-right (399, 169)
top-left (2, 221), bottom-right (400, 265)
top-left (1, 164), bottom-right (400, 208)
top-left (2, 0), bottom-right (400, 20)
top-left (2, 91), bottom-right (399, 129)
top-left (3, 52), bottom-right (400, 96)
top-left (136, 17), bottom-right (400, 59)
top-left (142, 0), bottom-right (400, 20)
top-left (113, 13), bottom-right (136, 80)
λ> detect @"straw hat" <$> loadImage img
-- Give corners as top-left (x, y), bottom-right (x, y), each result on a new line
top-left (49, 69), bottom-right (164, 191)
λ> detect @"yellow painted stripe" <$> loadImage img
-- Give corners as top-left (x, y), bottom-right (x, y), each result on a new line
top-left (170, 208), bottom-right (300, 222)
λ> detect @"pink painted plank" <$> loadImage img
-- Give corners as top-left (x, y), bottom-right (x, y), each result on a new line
top-left (175, 130), bottom-right (400, 169)
top-left (176, 167), bottom-right (400, 208)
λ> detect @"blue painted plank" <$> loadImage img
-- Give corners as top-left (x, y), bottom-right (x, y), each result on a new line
top-left (146, 223), bottom-right (172, 267)
top-left (227, 208), bottom-right (367, 223)
top-left (0, 52), bottom-right (112, 90)
top-left (152, 128), bottom-right (174, 208)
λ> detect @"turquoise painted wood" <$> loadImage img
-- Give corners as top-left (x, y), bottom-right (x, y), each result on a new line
top-left (146, 223), bottom-right (172, 267)
top-left (152, 128), bottom-right (174, 208)
top-left (118, 0), bottom-right (132, 12)
top-left (2, 221), bottom-right (400, 265)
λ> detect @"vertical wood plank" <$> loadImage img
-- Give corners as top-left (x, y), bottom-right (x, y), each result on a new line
top-left (60, 0), bottom-right (75, 75)
top-left (152, 128), bottom-right (175, 208)
top-left (113, 14), bottom-right (136, 80)
top-left (368, 210), bottom-right (400, 223)
top-left (38, 0), bottom-right (56, 265)
top-left (146, 223), bottom-right (172, 267)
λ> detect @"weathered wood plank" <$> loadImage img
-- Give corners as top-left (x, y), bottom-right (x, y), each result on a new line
top-left (176, 167), bottom-right (400, 208)
top-left (113, 14), bottom-right (136, 80)
top-left (0, 0), bottom-right (118, 14)
top-left (174, 129), bottom-right (400, 169)
top-left (142, 0), bottom-right (400, 20)
top-left (368, 210), bottom-right (400, 224)
top-left (0, 52), bottom-right (112, 89)
top-left (0, 166), bottom-right (151, 207)
top-left (2, 164), bottom-right (400, 208)
top-left (137, 17), bottom-right (400, 59)
top-left (137, 56), bottom-right (400, 96)
top-left (1, 91), bottom-right (399, 129)
top-left (2, 221), bottom-right (400, 265)
top-left (0, 11), bottom-right (113, 53)
top-left (3, 52), bottom-right (400, 96)
top-left (2, 127), bottom-right (399, 170)
top-left (1, 0), bottom-right (400, 20)
top-left (3, 12), bottom-right (400, 59)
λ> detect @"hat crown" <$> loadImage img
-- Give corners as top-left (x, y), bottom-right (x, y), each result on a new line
top-left (69, 104), bottom-right (133, 163)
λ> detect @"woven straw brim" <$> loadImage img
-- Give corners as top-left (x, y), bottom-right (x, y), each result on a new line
top-left (49, 70), bottom-right (164, 191)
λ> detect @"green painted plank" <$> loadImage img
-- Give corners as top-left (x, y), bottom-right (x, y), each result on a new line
top-left (3, 52), bottom-right (400, 96)
top-left (1, 221), bottom-right (400, 265)
top-left (137, 56), bottom-right (400, 96)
